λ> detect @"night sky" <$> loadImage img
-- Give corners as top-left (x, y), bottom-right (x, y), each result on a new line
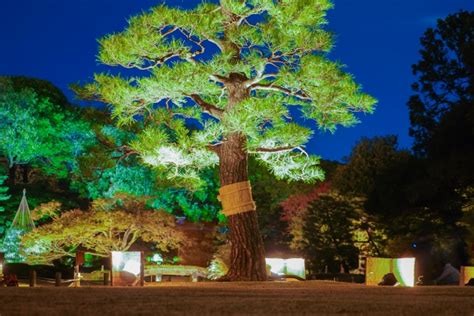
top-left (1, 0), bottom-right (472, 161)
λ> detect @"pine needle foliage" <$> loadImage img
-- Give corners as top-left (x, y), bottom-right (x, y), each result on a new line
top-left (77, 0), bottom-right (376, 184)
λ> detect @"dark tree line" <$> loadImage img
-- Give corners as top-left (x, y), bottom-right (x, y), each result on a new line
top-left (282, 10), bottom-right (474, 278)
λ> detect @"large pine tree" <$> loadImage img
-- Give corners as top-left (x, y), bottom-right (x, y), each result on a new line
top-left (78, 0), bottom-right (376, 280)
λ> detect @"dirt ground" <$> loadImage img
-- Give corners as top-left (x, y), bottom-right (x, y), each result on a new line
top-left (0, 281), bottom-right (473, 315)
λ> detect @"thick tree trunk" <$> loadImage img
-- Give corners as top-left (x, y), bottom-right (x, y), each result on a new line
top-left (217, 133), bottom-right (267, 281)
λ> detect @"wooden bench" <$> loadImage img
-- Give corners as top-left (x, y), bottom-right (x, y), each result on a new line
top-left (145, 265), bottom-right (208, 282)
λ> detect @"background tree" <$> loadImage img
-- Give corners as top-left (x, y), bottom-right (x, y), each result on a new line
top-left (248, 157), bottom-right (322, 249)
top-left (406, 11), bottom-right (474, 273)
top-left (281, 182), bottom-right (332, 252)
top-left (8, 76), bottom-right (70, 110)
top-left (302, 192), bottom-right (372, 274)
top-left (408, 10), bottom-right (473, 157)
top-left (408, 10), bottom-right (474, 226)
top-left (332, 135), bottom-right (469, 279)
top-left (1, 227), bottom-right (27, 262)
top-left (281, 183), bottom-right (385, 273)
top-left (332, 136), bottom-right (413, 216)
top-left (0, 77), bottom-right (94, 184)
top-left (22, 197), bottom-right (186, 265)
top-left (408, 10), bottom-right (474, 212)
top-left (0, 173), bottom-right (9, 214)
top-left (77, 0), bottom-right (376, 280)
top-left (459, 187), bottom-right (474, 264)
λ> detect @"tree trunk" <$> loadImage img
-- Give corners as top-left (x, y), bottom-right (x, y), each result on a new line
top-left (22, 165), bottom-right (29, 184)
top-left (217, 133), bottom-right (267, 281)
top-left (8, 164), bottom-right (17, 186)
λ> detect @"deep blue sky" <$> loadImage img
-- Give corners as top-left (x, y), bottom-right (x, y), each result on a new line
top-left (1, 0), bottom-right (472, 161)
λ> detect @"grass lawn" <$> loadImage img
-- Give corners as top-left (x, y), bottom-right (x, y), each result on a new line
top-left (0, 281), bottom-right (473, 315)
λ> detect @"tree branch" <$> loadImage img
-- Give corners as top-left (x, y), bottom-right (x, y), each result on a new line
top-left (188, 94), bottom-right (224, 118)
top-left (250, 146), bottom-right (309, 156)
top-left (250, 83), bottom-right (312, 101)
top-left (250, 146), bottom-right (296, 153)
top-left (245, 73), bottom-right (278, 88)
top-left (122, 52), bottom-right (183, 70)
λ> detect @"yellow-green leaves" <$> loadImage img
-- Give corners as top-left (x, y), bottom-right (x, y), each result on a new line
top-left (22, 200), bottom-right (187, 264)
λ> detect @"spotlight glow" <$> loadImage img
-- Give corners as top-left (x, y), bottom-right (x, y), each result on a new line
top-left (111, 251), bottom-right (142, 286)
top-left (265, 258), bottom-right (305, 279)
top-left (394, 258), bottom-right (415, 287)
top-left (366, 257), bottom-right (415, 287)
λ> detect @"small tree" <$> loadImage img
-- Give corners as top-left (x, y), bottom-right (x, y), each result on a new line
top-left (282, 185), bottom-right (385, 273)
top-left (0, 189), bottom-right (34, 263)
top-left (22, 198), bottom-right (186, 265)
top-left (1, 228), bottom-right (26, 262)
top-left (302, 192), bottom-right (363, 273)
top-left (78, 0), bottom-right (376, 280)
top-left (281, 182), bottom-right (331, 251)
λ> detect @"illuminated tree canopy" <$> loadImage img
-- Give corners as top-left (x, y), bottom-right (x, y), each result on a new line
top-left (72, 120), bottom-right (221, 222)
top-left (77, 0), bottom-right (376, 280)
top-left (22, 197), bottom-right (186, 265)
top-left (0, 78), bottom-right (94, 179)
top-left (78, 0), bottom-right (375, 183)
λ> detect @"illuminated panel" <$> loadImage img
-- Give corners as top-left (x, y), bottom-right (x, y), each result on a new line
top-left (394, 258), bottom-right (415, 287)
top-left (365, 257), bottom-right (415, 287)
top-left (111, 251), bottom-right (142, 286)
top-left (266, 258), bottom-right (285, 275)
top-left (285, 258), bottom-right (306, 279)
top-left (366, 257), bottom-right (392, 286)
top-left (460, 266), bottom-right (474, 286)
top-left (265, 258), bottom-right (306, 279)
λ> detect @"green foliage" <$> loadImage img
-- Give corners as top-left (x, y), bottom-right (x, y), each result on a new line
top-left (77, 0), bottom-right (376, 183)
top-left (0, 227), bottom-right (28, 263)
top-left (332, 136), bottom-right (414, 215)
top-left (133, 120), bottom-right (220, 186)
top-left (72, 122), bottom-right (221, 222)
top-left (281, 183), bottom-right (386, 273)
top-left (248, 157), bottom-right (315, 244)
top-left (403, 12), bottom-right (474, 271)
top-left (0, 173), bottom-right (9, 213)
top-left (148, 170), bottom-right (222, 223)
top-left (330, 134), bottom-right (470, 275)
top-left (301, 192), bottom-right (382, 273)
top-left (0, 78), bottom-right (95, 178)
top-left (8, 76), bottom-right (70, 109)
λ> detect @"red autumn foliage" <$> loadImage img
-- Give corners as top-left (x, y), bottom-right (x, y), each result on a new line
top-left (280, 182), bottom-right (332, 222)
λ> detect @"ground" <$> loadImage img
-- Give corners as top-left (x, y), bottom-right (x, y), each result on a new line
top-left (0, 281), bottom-right (473, 315)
